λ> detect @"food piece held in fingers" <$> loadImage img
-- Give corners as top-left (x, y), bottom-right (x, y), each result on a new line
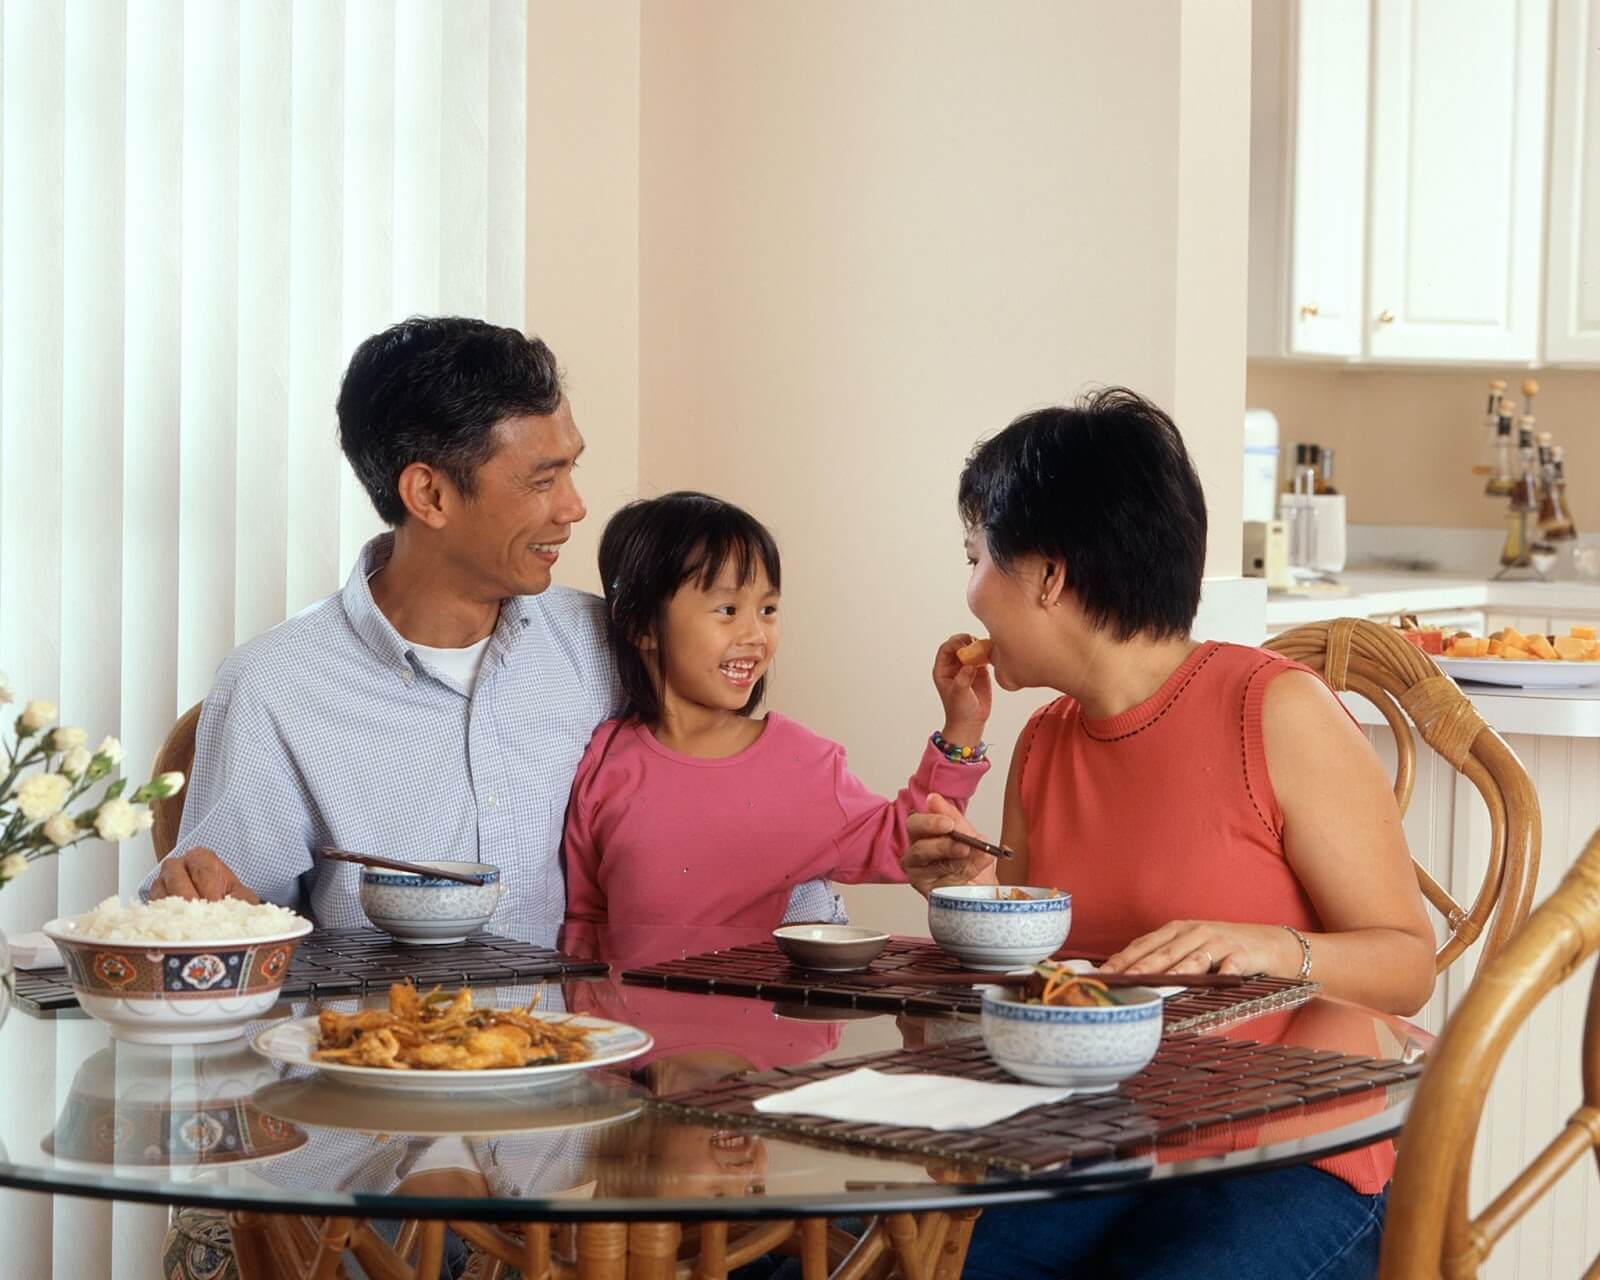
top-left (956, 637), bottom-right (992, 667)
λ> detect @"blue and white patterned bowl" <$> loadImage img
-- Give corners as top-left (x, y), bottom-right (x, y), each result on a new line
top-left (928, 885), bottom-right (1071, 970)
top-left (359, 862), bottom-right (502, 945)
top-left (981, 985), bottom-right (1163, 1090)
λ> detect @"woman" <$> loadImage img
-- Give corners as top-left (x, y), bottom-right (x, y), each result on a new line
top-left (902, 388), bottom-right (1434, 1279)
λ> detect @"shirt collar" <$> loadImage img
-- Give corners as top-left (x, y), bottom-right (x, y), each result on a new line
top-left (343, 534), bottom-right (414, 671)
top-left (342, 533), bottom-right (539, 672)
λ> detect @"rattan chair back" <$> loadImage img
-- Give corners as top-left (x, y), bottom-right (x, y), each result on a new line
top-left (150, 701), bottom-right (201, 862)
top-left (1379, 827), bottom-right (1600, 1278)
top-left (1267, 619), bottom-right (1539, 973)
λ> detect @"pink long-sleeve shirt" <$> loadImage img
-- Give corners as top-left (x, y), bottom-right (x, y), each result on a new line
top-left (561, 713), bottom-right (990, 928)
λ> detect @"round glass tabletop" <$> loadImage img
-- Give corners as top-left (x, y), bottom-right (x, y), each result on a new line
top-left (0, 923), bottom-right (1428, 1222)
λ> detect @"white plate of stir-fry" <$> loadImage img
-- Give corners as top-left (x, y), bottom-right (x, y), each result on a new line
top-left (252, 982), bottom-right (653, 1094)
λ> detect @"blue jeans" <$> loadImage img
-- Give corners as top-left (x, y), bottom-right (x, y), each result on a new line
top-left (962, 1165), bottom-right (1388, 1280)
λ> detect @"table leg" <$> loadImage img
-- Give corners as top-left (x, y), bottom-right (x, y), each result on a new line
top-left (931, 1208), bottom-right (981, 1280)
top-left (627, 1221), bottom-right (682, 1279)
top-left (576, 1220), bottom-right (628, 1280)
top-left (226, 1211), bottom-right (287, 1280)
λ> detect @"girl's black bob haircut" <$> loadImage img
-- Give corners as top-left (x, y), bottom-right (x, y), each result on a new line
top-left (958, 387), bottom-right (1207, 642)
top-left (598, 491), bottom-right (782, 725)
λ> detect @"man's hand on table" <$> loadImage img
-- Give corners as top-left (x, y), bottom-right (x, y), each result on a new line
top-left (149, 847), bottom-right (261, 904)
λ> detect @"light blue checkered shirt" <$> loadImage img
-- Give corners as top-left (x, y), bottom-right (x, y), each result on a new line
top-left (141, 535), bottom-right (842, 939)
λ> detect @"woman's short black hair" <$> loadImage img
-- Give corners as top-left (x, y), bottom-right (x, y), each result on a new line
top-left (336, 316), bottom-right (564, 525)
top-left (599, 492), bottom-right (783, 725)
top-left (958, 387), bottom-right (1207, 641)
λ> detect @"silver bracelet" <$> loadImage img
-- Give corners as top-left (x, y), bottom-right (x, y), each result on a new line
top-left (1280, 924), bottom-right (1313, 980)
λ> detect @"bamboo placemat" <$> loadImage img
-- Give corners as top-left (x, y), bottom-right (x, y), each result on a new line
top-left (11, 928), bottom-right (609, 1015)
top-left (653, 1033), bottom-right (1421, 1172)
top-left (621, 938), bottom-right (1319, 1034)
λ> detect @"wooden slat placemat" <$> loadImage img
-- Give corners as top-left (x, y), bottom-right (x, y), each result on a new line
top-left (653, 1034), bottom-right (1421, 1172)
top-left (11, 928), bottom-right (609, 1015)
top-left (622, 938), bottom-right (1319, 1034)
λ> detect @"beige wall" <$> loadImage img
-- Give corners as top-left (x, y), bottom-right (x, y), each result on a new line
top-left (636, 1), bottom-right (1252, 932)
top-left (525, 2), bottom-right (641, 595)
top-left (1247, 362), bottom-right (1600, 531)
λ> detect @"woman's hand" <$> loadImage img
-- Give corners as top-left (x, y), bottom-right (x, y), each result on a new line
top-left (1101, 919), bottom-right (1303, 978)
top-left (932, 634), bottom-right (991, 749)
top-left (901, 793), bottom-right (998, 897)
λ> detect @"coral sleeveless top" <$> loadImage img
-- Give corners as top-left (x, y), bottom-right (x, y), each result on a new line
top-left (1019, 640), bottom-right (1392, 1194)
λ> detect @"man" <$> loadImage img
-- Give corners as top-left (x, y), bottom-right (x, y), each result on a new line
top-left (145, 316), bottom-right (838, 939)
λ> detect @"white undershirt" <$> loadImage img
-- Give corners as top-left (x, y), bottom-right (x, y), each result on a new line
top-left (410, 635), bottom-right (493, 694)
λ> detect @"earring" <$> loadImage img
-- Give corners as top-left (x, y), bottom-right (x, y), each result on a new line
top-left (1040, 594), bottom-right (1049, 606)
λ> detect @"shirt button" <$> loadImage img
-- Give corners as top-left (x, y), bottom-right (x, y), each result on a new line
top-left (401, 669), bottom-right (414, 684)
top-left (485, 794), bottom-right (498, 807)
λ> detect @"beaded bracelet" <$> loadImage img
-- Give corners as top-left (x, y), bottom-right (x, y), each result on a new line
top-left (931, 729), bottom-right (988, 763)
top-left (1281, 923), bottom-right (1313, 980)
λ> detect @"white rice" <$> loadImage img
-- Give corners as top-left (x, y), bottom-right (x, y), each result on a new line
top-left (64, 895), bottom-right (307, 943)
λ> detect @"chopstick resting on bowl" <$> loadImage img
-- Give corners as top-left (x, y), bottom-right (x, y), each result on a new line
top-left (945, 829), bottom-right (1015, 860)
top-left (319, 847), bottom-right (487, 886)
top-left (853, 969), bottom-right (1249, 989)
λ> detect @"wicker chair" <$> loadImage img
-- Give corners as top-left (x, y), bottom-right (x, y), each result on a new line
top-left (149, 701), bottom-right (202, 861)
top-left (1267, 619), bottom-right (1540, 973)
top-left (1378, 827), bottom-right (1600, 1278)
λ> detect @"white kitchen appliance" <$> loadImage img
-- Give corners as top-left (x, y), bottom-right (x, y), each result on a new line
top-left (1243, 409), bottom-right (1280, 523)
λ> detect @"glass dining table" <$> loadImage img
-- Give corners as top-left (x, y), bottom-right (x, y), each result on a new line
top-left (0, 922), bottom-right (1430, 1279)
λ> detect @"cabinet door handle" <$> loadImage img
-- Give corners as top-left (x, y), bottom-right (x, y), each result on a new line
top-left (1377, 309), bottom-right (1396, 324)
top-left (1299, 302), bottom-right (1320, 318)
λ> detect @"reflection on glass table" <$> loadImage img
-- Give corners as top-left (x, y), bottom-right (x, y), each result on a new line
top-left (0, 922), bottom-right (1428, 1227)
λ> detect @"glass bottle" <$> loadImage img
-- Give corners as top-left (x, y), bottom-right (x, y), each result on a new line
top-left (1545, 445), bottom-right (1578, 541)
top-left (1511, 418), bottom-right (1540, 513)
top-left (1536, 432), bottom-right (1558, 530)
top-left (1473, 379), bottom-right (1506, 481)
top-left (1284, 443), bottom-right (1321, 494)
top-left (1317, 446), bottom-right (1338, 495)
top-left (1485, 401), bottom-right (1516, 497)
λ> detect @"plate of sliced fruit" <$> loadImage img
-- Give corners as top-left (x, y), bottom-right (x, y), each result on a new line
top-left (1430, 624), bottom-right (1600, 688)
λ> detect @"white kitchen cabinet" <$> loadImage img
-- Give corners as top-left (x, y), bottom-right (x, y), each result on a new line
top-left (1366, 0), bottom-right (1551, 363)
top-left (1546, 0), bottom-right (1600, 363)
top-left (1247, 0), bottom-right (1370, 358)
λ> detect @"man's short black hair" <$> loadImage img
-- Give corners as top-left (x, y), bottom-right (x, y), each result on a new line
top-left (599, 491), bottom-right (783, 726)
top-left (336, 316), bottom-right (564, 525)
top-left (958, 387), bottom-right (1208, 641)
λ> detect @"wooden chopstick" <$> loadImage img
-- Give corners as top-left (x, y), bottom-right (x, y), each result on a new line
top-left (319, 846), bottom-right (487, 886)
top-left (945, 829), bottom-right (1015, 860)
top-left (850, 969), bottom-right (1249, 989)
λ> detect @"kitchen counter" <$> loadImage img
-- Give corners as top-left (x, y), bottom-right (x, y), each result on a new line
top-left (1264, 570), bottom-right (1600, 740)
top-left (1343, 681), bottom-right (1600, 739)
top-left (1264, 569), bottom-right (1600, 627)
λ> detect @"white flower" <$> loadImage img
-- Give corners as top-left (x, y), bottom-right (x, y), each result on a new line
top-left (12, 772), bottom-right (70, 821)
top-left (95, 736), bottom-right (125, 766)
top-left (158, 771), bottom-right (186, 796)
top-left (52, 726), bottom-right (87, 752)
top-left (60, 745), bottom-right (92, 778)
top-left (0, 672), bottom-right (13, 706)
top-left (1, 853), bottom-right (27, 881)
top-left (19, 700), bottom-right (57, 732)
top-left (94, 797), bottom-right (140, 842)
top-left (43, 813), bottom-right (77, 847)
top-left (135, 808), bottom-right (155, 833)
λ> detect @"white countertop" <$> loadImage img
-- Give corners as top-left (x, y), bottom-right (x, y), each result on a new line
top-left (1265, 570), bottom-right (1600, 627)
top-left (1342, 683), bottom-right (1600, 740)
top-left (1264, 570), bottom-right (1600, 737)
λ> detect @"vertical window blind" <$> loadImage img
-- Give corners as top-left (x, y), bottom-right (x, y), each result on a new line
top-left (0, 3), bottom-right (528, 1274)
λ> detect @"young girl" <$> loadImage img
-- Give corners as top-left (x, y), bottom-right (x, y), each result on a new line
top-left (562, 491), bottom-right (992, 928)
